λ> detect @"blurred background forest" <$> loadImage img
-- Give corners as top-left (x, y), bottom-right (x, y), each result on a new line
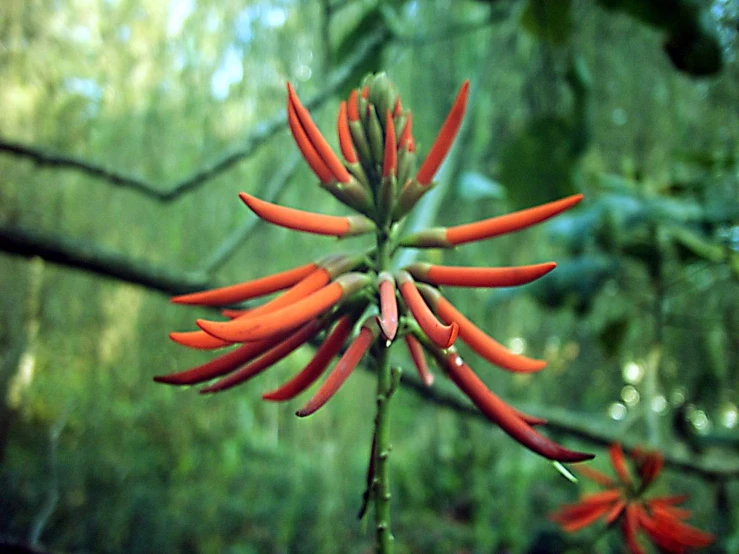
top-left (0, 0), bottom-right (738, 553)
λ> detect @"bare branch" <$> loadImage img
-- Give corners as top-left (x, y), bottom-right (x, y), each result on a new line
top-left (0, 224), bottom-right (210, 296)
top-left (0, 26), bottom-right (389, 202)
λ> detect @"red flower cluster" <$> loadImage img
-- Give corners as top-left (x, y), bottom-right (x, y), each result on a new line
top-left (550, 444), bottom-right (714, 553)
top-left (157, 73), bottom-right (592, 463)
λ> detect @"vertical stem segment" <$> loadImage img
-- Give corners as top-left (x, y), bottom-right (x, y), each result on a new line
top-left (373, 229), bottom-right (395, 554)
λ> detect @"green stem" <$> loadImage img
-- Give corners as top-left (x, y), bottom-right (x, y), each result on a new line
top-left (373, 228), bottom-right (395, 554)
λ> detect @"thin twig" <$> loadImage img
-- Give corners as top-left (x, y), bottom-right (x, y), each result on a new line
top-left (203, 154), bottom-right (301, 273)
top-left (398, 374), bottom-right (739, 481)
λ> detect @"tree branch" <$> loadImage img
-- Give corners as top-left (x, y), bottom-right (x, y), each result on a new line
top-left (398, 374), bottom-right (739, 482)
top-left (1, 224), bottom-right (736, 482)
top-left (0, 224), bottom-right (210, 295)
top-left (0, 26), bottom-right (389, 202)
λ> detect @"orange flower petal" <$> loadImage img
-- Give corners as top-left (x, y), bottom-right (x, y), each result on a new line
top-left (169, 330), bottom-right (232, 350)
top-left (558, 503), bottom-right (614, 533)
top-left (416, 80), bottom-right (469, 185)
top-left (392, 96), bottom-right (402, 118)
top-left (239, 192), bottom-right (374, 237)
top-left (337, 101), bottom-right (358, 164)
top-left (575, 464), bottom-right (617, 487)
top-left (287, 98), bottom-right (334, 183)
top-left (638, 505), bottom-right (714, 551)
top-left (262, 316), bottom-right (355, 402)
top-left (406, 261), bottom-right (557, 288)
top-left (398, 112), bottom-right (413, 150)
top-left (444, 194), bottom-right (584, 246)
top-left (442, 350), bottom-right (593, 462)
top-left (196, 274), bottom-right (369, 343)
top-left (377, 272), bottom-right (398, 341)
top-left (404, 334), bottom-right (433, 386)
top-left (398, 271), bottom-right (458, 348)
top-left (622, 504), bottom-right (646, 554)
top-left (610, 443), bottom-right (633, 486)
top-left (348, 89), bottom-right (360, 121)
top-left (420, 285), bottom-right (546, 373)
top-left (200, 319), bottom-right (324, 393)
top-left (221, 308), bottom-right (250, 319)
top-left (153, 331), bottom-right (290, 385)
top-left (296, 321), bottom-right (378, 416)
top-left (171, 262), bottom-right (317, 306)
top-left (287, 82), bottom-right (352, 184)
top-left (604, 500), bottom-right (627, 525)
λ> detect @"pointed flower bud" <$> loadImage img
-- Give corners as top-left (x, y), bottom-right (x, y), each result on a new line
top-left (296, 317), bottom-right (380, 417)
top-left (287, 82), bottom-right (351, 184)
top-left (441, 348), bottom-right (593, 463)
top-left (196, 273), bottom-right (370, 343)
top-left (171, 262), bottom-right (317, 306)
top-left (382, 110), bottom-right (397, 178)
top-left (404, 334), bottom-right (433, 386)
top-left (376, 271), bottom-right (398, 341)
top-left (239, 192), bottom-right (375, 237)
top-left (405, 261), bottom-right (556, 288)
top-left (416, 80), bottom-right (469, 185)
top-left (262, 315), bottom-right (355, 402)
top-left (154, 330), bottom-right (291, 386)
top-left (397, 271), bottom-right (458, 349)
top-left (200, 319), bottom-right (325, 394)
top-left (418, 284), bottom-right (546, 373)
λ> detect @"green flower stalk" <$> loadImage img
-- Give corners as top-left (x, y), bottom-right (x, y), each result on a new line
top-left (158, 73), bottom-right (593, 553)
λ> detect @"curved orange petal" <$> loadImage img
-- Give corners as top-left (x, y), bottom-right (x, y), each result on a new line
top-left (442, 350), bottom-right (593, 463)
top-left (420, 285), bottom-right (546, 373)
top-left (200, 319), bottom-right (324, 393)
top-left (376, 272), bottom-right (398, 341)
top-left (197, 274), bottom-right (369, 343)
top-left (153, 331), bottom-right (290, 385)
top-left (398, 271), bottom-right (458, 348)
top-left (347, 89), bottom-right (360, 122)
top-left (444, 194), bottom-right (584, 246)
top-left (416, 80), bottom-right (469, 185)
top-left (398, 112), bottom-right (413, 150)
top-left (575, 464), bottom-right (617, 487)
top-left (287, 82), bottom-right (351, 184)
top-left (169, 330), bottom-right (232, 350)
top-left (622, 504), bottom-right (646, 554)
top-left (610, 444), bottom-right (633, 486)
top-left (287, 98), bottom-right (334, 183)
top-left (296, 321), bottom-right (378, 416)
top-left (337, 101), bottom-right (358, 164)
top-left (382, 110), bottom-right (397, 178)
top-left (406, 261), bottom-right (557, 288)
top-left (404, 334), bottom-right (433, 386)
top-left (171, 262), bottom-right (317, 306)
top-left (262, 315), bottom-right (354, 401)
top-left (239, 192), bottom-right (374, 237)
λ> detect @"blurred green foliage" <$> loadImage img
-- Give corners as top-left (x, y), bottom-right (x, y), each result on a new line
top-left (0, 0), bottom-right (737, 553)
